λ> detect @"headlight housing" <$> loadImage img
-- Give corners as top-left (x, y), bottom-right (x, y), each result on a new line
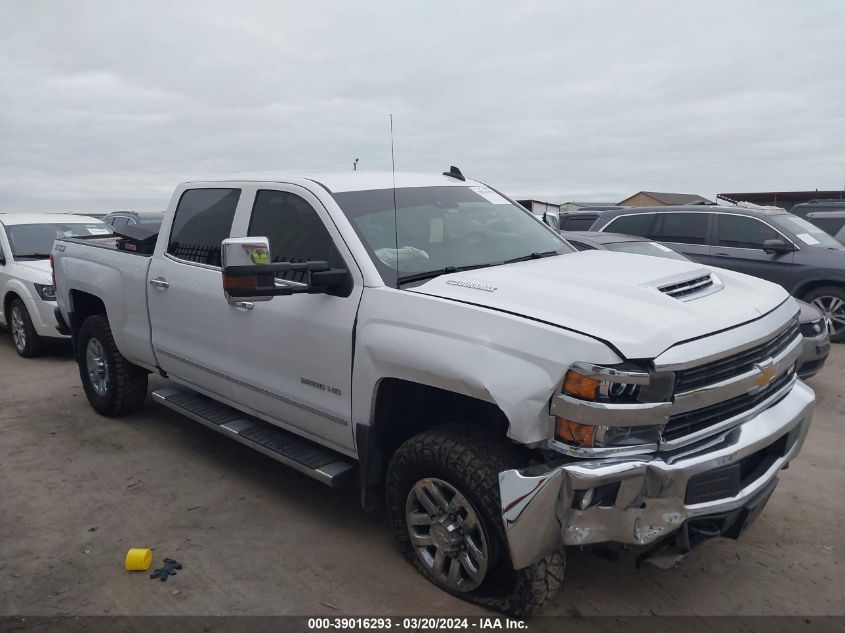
top-left (34, 283), bottom-right (56, 301)
top-left (552, 362), bottom-right (674, 451)
top-left (800, 318), bottom-right (826, 337)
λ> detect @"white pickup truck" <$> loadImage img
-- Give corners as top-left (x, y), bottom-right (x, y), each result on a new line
top-left (53, 170), bottom-right (814, 615)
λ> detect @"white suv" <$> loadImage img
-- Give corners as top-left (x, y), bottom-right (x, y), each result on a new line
top-left (0, 213), bottom-right (110, 356)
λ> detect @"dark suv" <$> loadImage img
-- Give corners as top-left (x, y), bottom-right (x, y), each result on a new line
top-left (591, 205), bottom-right (845, 341)
top-left (790, 199), bottom-right (845, 243)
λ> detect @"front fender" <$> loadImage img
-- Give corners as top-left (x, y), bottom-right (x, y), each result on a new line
top-left (351, 287), bottom-right (622, 445)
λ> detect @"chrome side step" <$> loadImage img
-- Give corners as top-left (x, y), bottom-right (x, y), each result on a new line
top-left (151, 387), bottom-right (356, 487)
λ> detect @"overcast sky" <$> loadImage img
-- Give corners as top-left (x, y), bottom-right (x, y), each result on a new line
top-left (1, 0), bottom-right (844, 212)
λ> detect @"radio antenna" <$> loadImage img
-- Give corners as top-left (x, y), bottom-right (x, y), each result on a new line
top-left (390, 113), bottom-right (399, 285)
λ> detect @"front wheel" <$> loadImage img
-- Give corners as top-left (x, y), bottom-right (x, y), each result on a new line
top-left (803, 286), bottom-right (845, 343)
top-left (77, 314), bottom-right (148, 416)
top-left (386, 426), bottom-right (564, 616)
top-left (8, 298), bottom-right (43, 358)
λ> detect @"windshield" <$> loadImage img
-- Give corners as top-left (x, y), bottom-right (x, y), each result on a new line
top-left (604, 240), bottom-right (691, 261)
top-left (333, 186), bottom-right (571, 285)
top-left (5, 222), bottom-right (111, 258)
top-left (770, 215), bottom-right (844, 250)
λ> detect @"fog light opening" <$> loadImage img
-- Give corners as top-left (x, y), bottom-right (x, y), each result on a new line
top-left (579, 488), bottom-right (594, 510)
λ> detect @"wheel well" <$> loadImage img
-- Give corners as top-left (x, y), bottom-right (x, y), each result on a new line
top-left (372, 378), bottom-right (510, 460)
top-left (794, 280), bottom-right (845, 299)
top-left (355, 378), bottom-right (513, 508)
top-left (3, 291), bottom-right (21, 321)
top-left (69, 290), bottom-right (106, 324)
top-left (68, 290), bottom-right (107, 357)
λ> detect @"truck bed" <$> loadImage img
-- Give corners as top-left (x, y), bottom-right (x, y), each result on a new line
top-left (53, 233), bottom-right (158, 370)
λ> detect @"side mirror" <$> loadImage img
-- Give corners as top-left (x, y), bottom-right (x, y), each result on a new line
top-left (220, 237), bottom-right (349, 301)
top-left (762, 238), bottom-right (794, 254)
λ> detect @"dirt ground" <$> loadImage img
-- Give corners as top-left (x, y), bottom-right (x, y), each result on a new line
top-left (0, 333), bottom-right (842, 618)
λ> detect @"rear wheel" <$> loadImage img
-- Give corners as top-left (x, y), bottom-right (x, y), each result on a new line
top-left (77, 314), bottom-right (148, 416)
top-left (386, 426), bottom-right (564, 616)
top-left (803, 286), bottom-right (845, 343)
top-left (8, 298), bottom-right (43, 358)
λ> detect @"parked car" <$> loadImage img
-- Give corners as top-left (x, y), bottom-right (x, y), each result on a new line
top-left (0, 213), bottom-right (111, 356)
top-left (562, 230), bottom-right (691, 261)
top-left (563, 231), bottom-right (830, 378)
top-left (790, 199), bottom-right (845, 243)
top-left (796, 300), bottom-right (830, 379)
top-left (53, 171), bottom-right (813, 614)
top-left (591, 205), bottom-right (845, 341)
top-left (557, 209), bottom-right (614, 231)
top-left (101, 211), bottom-right (164, 231)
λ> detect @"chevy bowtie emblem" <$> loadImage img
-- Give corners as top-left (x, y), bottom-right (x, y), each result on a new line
top-left (750, 360), bottom-right (776, 393)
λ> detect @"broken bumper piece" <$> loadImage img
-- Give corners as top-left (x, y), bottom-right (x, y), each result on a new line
top-left (499, 380), bottom-right (814, 570)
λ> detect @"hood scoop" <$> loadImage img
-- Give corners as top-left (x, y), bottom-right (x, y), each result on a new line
top-left (656, 272), bottom-right (722, 301)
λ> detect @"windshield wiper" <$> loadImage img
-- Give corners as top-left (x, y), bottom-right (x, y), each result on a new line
top-left (397, 263), bottom-right (493, 286)
top-left (501, 250), bottom-right (560, 265)
top-left (14, 253), bottom-right (52, 259)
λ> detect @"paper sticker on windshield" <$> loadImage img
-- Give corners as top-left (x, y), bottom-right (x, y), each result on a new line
top-left (88, 228), bottom-right (110, 235)
top-left (469, 186), bottom-right (510, 205)
top-left (796, 233), bottom-right (820, 246)
top-left (651, 242), bottom-right (673, 252)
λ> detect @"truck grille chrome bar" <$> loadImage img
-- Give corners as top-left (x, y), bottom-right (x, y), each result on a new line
top-left (674, 320), bottom-right (800, 392)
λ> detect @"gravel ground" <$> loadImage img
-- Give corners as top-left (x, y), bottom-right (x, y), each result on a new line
top-left (0, 333), bottom-right (842, 617)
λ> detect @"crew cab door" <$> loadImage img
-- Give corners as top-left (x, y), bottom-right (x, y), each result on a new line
top-left (709, 213), bottom-right (796, 289)
top-left (148, 184), bottom-right (361, 454)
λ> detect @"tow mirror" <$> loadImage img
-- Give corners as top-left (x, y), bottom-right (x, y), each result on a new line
top-left (220, 237), bottom-right (349, 301)
top-left (762, 238), bottom-right (794, 254)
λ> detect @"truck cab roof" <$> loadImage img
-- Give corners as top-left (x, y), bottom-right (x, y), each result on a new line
top-left (183, 171), bottom-right (483, 194)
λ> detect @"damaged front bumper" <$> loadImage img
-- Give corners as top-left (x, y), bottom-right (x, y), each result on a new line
top-left (499, 380), bottom-right (814, 570)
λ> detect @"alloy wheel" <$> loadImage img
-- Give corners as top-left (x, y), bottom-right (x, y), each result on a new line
top-left (405, 477), bottom-right (490, 592)
top-left (811, 295), bottom-right (845, 337)
top-left (86, 338), bottom-right (110, 396)
top-left (11, 305), bottom-right (26, 352)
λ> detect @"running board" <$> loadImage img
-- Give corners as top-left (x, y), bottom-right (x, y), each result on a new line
top-left (151, 387), bottom-right (356, 487)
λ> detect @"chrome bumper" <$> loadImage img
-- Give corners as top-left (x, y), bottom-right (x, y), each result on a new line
top-left (499, 380), bottom-right (815, 570)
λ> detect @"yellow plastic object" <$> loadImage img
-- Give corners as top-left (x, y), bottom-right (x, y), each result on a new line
top-left (125, 548), bottom-right (153, 571)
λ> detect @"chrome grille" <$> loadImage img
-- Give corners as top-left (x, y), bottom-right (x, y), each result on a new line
top-left (674, 321), bottom-right (800, 393)
top-left (663, 370), bottom-right (794, 442)
top-left (658, 274), bottom-right (713, 299)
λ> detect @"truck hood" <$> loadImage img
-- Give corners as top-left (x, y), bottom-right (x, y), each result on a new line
top-left (406, 251), bottom-right (790, 359)
top-left (13, 259), bottom-right (53, 282)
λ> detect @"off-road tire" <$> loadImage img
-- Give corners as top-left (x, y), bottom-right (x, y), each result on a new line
top-left (386, 425), bottom-right (564, 616)
top-left (8, 298), bottom-right (44, 358)
top-left (802, 285), bottom-right (845, 343)
top-left (77, 314), bottom-right (148, 416)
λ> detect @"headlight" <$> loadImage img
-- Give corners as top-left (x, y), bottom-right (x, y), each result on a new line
top-left (34, 283), bottom-right (56, 301)
top-left (553, 362), bottom-right (673, 450)
top-left (800, 318), bottom-right (826, 337)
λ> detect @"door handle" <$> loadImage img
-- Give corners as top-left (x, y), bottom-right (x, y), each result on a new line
top-left (149, 277), bottom-right (170, 289)
top-left (231, 301), bottom-right (254, 310)
top-left (713, 252), bottom-right (731, 257)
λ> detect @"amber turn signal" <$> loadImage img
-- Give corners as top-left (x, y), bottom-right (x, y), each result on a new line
top-left (555, 417), bottom-right (596, 446)
top-left (223, 274), bottom-right (258, 289)
top-left (563, 370), bottom-right (599, 400)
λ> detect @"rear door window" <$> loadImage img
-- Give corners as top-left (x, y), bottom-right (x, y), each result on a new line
top-left (651, 213), bottom-right (709, 245)
top-left (603, 213), bottom-right (657, 238)
top-left (167, 188), bottom-right (240, 266)
top-left (561, 215), bottom-right (598, 231)
top-left (717, 215), bottom-right (781, 249)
